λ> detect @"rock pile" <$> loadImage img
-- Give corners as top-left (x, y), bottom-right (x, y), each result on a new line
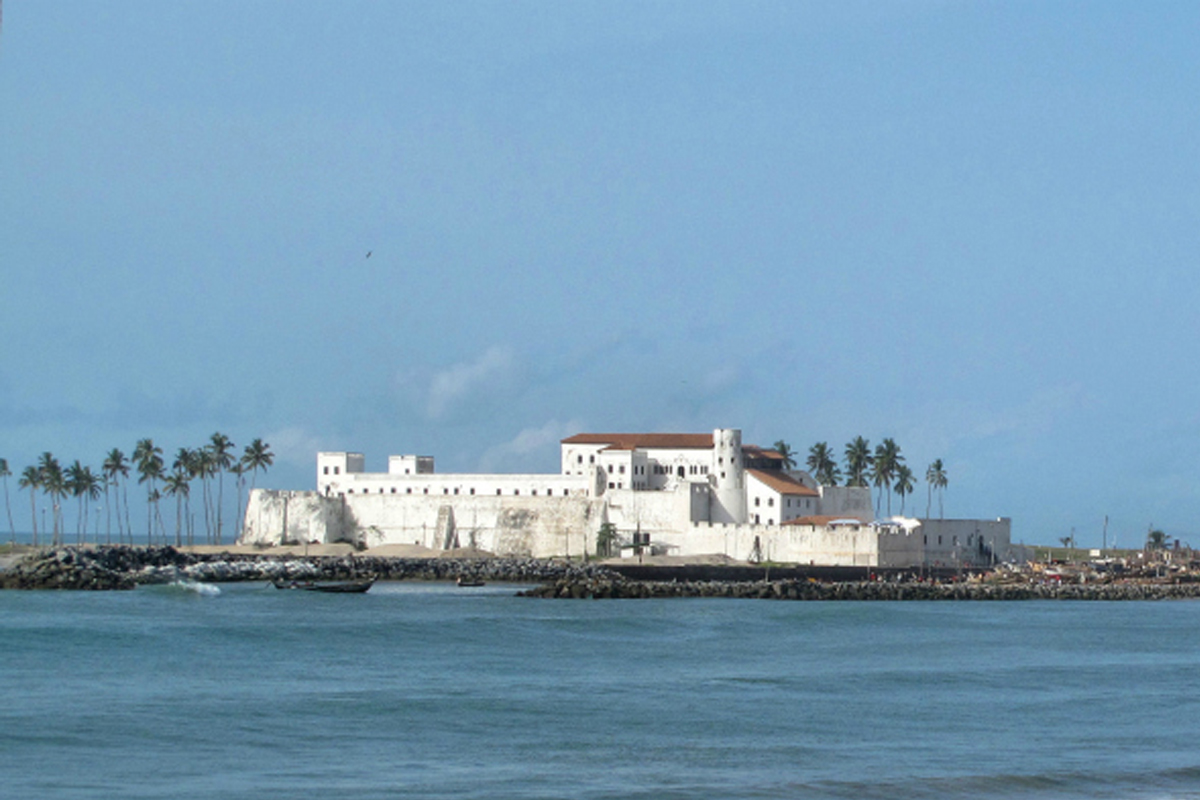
top-left (0, 548), bottom-right (137, 590)
top-left (517, 576), bottom-right (1200, 601)
top-left (0, 546), bottom-right (617, 590)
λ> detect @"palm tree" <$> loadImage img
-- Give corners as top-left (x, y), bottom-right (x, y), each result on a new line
top-left (209, 432), bottom-right (235, 545)
top-left (872, 439), bottom-right (904, 516)
top-left (18, 465), bottom-right (41, 547)
top-left (773, 441), bottom-right (797, 470)
top-left (1146, 529), bottom-right (1168, 550)
top-left (103, 448), bottom-right (131, 545)
top-left (241, 438), bottom-right (273, 539)
top-left (0, 458), bottom-right (14, 544)
top-left (66, 460), bottom-right (89, 545)
top-left (925, 459), bottom-right (948, 519)
top-left (843, 437), bottom-right (871, 488)
top-left (194, 447), bottom-right (216, 543)
top-left (806, 442), bottom-right (841, 486)
top-left (79, 466), bottom-right (101, 545)
top-left (894, 464), bottom-right (915, 515)
top-left (242, 438), bottom-right (274, 491)
top-left (163, 470), bottom-right (191, 548)
top-left (38, 453), bottom-right (66, 546)
top-left (231, 461), bottom-right (247, 539)
top-left (134, 439), bottom-right (164, 545)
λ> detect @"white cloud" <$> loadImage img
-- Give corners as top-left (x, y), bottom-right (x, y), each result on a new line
top-left (263, 426), bottom-right (325, 468)
top-left (426, 346), bottom-right (515, 419)
top-left (477, 419), bottom-right (584, 473)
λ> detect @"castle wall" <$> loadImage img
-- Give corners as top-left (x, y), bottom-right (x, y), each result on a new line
top-left (816, 485), bottom-right (873, 522)
top-left (653, 522), bottom-right (881, 566)
top-left (917, 517), bottom-right (1019, 567)
top-left (242, 488), bottom-right (602, 558)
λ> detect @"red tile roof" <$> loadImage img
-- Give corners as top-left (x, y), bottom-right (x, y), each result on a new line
top-left (746, 469), bottom-right (819, 496)
top-left (783, 515), bottom-right (862, 526)
top-left (561, 433), bottom-right (715, 449)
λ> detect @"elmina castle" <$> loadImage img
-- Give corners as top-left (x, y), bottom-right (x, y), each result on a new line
top-left (239, 428), bottom-right (1021, 568)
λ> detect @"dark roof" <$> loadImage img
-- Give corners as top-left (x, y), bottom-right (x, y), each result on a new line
top-left (746, 469), bottom-right (819, 496)
top-left (561, 433), bottom-right (715, 449)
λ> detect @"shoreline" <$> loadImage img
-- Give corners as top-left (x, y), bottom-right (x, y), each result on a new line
top-left (3, 545), bottom-right (1198, 600)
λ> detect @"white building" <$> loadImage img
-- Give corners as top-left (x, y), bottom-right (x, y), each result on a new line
top-left (242, 428), bottom-right (1021, 568)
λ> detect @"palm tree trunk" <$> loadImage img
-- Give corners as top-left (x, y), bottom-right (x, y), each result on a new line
top-left (122, 482), bottom-right (132, 545)
top-left (216, 471), bottom-right (225, 545)
top-left (28, 492), bottom-right (38, 547)
top-left (104, 484), bottom-right (112, 545)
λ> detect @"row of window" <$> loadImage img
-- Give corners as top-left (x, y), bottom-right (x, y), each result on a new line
top-left (322, 465), bottom-right (342, 475)
top-left (338, 486), bottom-right (573, 497)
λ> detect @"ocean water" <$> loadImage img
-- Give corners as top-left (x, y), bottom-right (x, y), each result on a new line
top-left (3, 583), bottom-right (1200, 799)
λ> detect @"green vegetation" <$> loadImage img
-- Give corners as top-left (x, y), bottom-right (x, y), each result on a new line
top-left (2, 434), bottom-right (273, 548)
top-left (596, 522), bottom-right (619, 559)
top-left (773, 436), bottom-right (951, 519)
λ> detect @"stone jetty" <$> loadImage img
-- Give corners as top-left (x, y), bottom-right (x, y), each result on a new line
top-left (0, 546), bottom-right (614, 590)
top-left (517, 575), bottom-right (1200, 601)
top-left (5, 546), bottom-right (1200, 600)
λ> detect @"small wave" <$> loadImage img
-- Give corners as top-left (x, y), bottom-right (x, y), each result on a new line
top-left (167, 579), bottom-right (221, 597)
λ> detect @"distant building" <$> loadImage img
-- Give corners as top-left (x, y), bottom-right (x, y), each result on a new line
top-left (242, 428), bottom-right (1019, 567)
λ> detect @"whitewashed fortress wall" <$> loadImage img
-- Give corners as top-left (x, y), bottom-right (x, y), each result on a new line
top-left (241, 428), bottom-right (1018, 567)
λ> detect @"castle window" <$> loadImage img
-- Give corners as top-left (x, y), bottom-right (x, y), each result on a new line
top-left (334, 466), bottom-right (340, 474)
top-left (443, 488), bottom-right (449, 494)
top-left (590, 455), bottom-right (595, 464)
top-left (619, 465), bottom-right (625, 474)
top-left (497, 489), bottom-right (502, 495)
top-left (755, 514), bottom-right (760, 524)
top-left (470, 488), bottom-right (475, 495)
top-left (514, 489), bottom-right (519, 495)
top-left (609, 482), bottom-right (615, 489)
top-left (407, 488), bottom-right (412, 494)
top-left (323, 466), bottom-right (329, 475)
top-left (577, 455), bottom-right (583, 464)
top-left (454, 488), bottom-right (459, 495)
top-left (532, 489), bottom-right (537, 495)
top-left (423, 488), bottom-right (429, 495)
top-left (768, 498), bottom-right (774, 507)
top-left (348, 489), bottom-right (353, 494)
top-left (755, 497), bottom-right (760, 507)
top-left (390, 488), bottom-right (396, 494)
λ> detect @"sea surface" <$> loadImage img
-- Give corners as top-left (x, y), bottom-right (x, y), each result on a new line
top-left (3, 581), bottom-right (1200, 799)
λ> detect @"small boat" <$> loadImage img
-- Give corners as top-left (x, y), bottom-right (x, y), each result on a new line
top-left (456, 577), bottom-right (486, 587)
top-left (273, 578), bottom-right (375, 593)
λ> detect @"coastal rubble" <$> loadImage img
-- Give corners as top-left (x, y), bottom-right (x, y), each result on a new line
top-left (0, 546), bottom-right (613, 590)
top-left (5, 546), bottom-right (1200, 600)
top-left (516, 575), bottom-right (1200, 601)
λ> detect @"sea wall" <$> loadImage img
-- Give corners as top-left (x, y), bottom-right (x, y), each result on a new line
top-left (0, 546), bottom-right (617, 589)
top-left (241, 489), bottom-right (603, 558)
top-left (520, 576), bottom-right (1200, 601)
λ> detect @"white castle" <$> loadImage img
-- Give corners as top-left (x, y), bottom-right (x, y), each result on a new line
top-left (239, 428), bottom-right (1018, 568)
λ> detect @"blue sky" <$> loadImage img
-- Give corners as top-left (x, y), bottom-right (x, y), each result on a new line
top-left (3, 1), bottom-right (1199, 548)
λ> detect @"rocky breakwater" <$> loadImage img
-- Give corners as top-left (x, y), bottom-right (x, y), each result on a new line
top-left (0, 547), bottom-right (138, 590)
top-left (0, 546), bottom-right (620, 590)
top-left (517, 576), bottom-right (1200, 601)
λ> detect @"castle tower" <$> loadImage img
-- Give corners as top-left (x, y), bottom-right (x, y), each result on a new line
top-left (711, 428), bottom-right (746, 524)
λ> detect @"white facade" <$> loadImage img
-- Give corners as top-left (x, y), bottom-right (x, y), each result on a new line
top-left (241, 428), bottom-right (1019, 568)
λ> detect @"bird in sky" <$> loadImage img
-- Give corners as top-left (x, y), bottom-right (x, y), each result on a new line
top-left (365, 251), bottom-right (372, 259)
